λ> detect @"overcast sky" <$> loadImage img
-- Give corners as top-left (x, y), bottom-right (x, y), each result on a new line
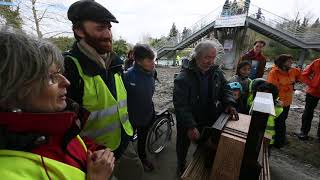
top-left (30, 0), bottom-right (320, 44)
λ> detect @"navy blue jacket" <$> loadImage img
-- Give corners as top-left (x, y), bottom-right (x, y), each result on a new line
top-left (124, 64), bottom-right (155, 127)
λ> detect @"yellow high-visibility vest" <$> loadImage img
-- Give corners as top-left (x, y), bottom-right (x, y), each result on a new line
top-left (265, 105), bottom-right (283, 144)
top-left (0, 136), bottom-right (86, 179)
top-left (68, 56), bottom-right (133, 150)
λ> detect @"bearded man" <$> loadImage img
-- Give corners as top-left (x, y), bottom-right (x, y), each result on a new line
top-left (64, 1), bottom-right (143, 179)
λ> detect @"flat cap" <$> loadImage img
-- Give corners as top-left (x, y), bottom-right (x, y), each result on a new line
top-left (67, 0), bottom-right (118, 24)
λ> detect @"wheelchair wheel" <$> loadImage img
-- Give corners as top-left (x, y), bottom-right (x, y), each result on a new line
top-left (146, 115), bottom-right (172, 154)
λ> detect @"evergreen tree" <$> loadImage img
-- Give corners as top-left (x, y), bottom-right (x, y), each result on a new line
top-left (181, 27), bottom-right (191, 40)
top-left (169, 23), bottom-right (178, 38)
top-left (0, 0), bottom-right (22, 29)
top-left (311, 18), bottom-right (320, 28)
top-left (113, 39), bottom-right (129, 58)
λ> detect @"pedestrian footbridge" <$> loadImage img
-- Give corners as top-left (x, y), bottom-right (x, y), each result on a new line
top-left (156, 4), bottom-right (320, 59)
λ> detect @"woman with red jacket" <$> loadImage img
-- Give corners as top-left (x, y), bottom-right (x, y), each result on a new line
top-left (238, 40), bottom-right (267, 79)
top-left (298, 58), bottom-right (320, 141)
top-left (0, 28), bottom-right (114, 179)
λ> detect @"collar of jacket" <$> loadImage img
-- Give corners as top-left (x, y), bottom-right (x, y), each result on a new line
top-left (68, 42), bottom-right (123, 77)
top-left (245, 49), bottom-right (266, 61)
top-left (0, 98), bottom-right (89, 137)
top-left (132, 63), bottom-right (154, 76)
top-left (271, 64), bottom-right (290, 74)
top-left (0, 111), bottom-right (81, 137)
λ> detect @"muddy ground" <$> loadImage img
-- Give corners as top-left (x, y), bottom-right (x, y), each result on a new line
top-left (143, 66), bottom-right (320, 180)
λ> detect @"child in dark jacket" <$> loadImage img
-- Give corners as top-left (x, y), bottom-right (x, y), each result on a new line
top-left (229, 61), bottom-right (252, 113)
top-left (123, 44), bottom-right (156, 172)
top-left (227, 82), bottom-right (247, 114)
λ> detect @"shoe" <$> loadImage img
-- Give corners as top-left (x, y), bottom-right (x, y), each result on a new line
top-left (297, 133), bottom-right (309, 141)
top-left (142, 159), bottom-right (154, 172)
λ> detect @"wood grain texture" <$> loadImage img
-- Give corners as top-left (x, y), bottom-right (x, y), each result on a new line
top-left (210, 133), bottom-right (246, 180)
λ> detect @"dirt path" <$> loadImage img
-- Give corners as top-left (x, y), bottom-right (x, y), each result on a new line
top-left (145, 66), bottom-right (320, 180)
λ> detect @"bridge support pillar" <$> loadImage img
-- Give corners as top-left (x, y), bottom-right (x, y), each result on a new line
top-left (297, 49), bottom-right (308, 69)
top-left (218, 27), bottom-right (245, 70)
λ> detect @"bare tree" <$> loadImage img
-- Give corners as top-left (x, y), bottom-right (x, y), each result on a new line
top-left (20, 0), bottom-right (70, 38)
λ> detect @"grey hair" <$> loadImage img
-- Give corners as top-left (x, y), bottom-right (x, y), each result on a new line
top-left (190, 39), bottom-right (224, 65)
top-left (0, 27), bottom-right (64, 109)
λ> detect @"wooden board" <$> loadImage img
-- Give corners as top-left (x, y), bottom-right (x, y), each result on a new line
top-left (210, 133), bottom-right (246, 180)
top-left (225, 113), bottom-right (251, 134)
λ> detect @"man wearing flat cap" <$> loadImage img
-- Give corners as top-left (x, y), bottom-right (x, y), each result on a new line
top-left (64, 0), bottom-right (143, 179)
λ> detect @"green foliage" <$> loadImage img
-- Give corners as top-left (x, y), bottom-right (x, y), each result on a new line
top-left (0, 1), bottom-right (22, 29)
top-left (181, 27), bottom-right (191, 40)
top-left (113, 39), bottom-right (129, 58)
top-left (263, 40), bottom-right (300, 61)
top-left (48, 37), bottom-right (74, 52)
top-left (169, 23), bottom-right (178, 38)
top-left (311, 18), bottom-right (320, 28)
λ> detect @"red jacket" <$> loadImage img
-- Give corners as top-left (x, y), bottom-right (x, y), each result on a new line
top-left (239, 49), bottom-right (267, 78)
top-left (0, 110), bottom-right (104, 171)
top-left (300, 58), bottom-right (320, 97)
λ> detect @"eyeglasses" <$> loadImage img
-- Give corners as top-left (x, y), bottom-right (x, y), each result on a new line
top-left (48, 69), bottom-right (63, 85)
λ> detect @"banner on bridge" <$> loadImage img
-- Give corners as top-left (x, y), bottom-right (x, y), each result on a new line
top-left (215, 14), bottom-right (246, 28)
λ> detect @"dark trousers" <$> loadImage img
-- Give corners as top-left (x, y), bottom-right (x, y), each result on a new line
top-left (301, 93), bottom-right (320, 137)
top-left (274, 106), bottom-right (290, 145)
top-left (176, 127), bottom-right (191, 172)
top-left (176, 126), bottom-right (204, 173)
top-left (136, 126), bottom-right (150, 160)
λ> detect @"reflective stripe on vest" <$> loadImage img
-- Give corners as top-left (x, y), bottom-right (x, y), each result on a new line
top-left (68, 56), bottom-right (133, 151)
top-left (265, 106), bottom-right (283, 144)
top-left (0, 136), bottom-right (86, 179)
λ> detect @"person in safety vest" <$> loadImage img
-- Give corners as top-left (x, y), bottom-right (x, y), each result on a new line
top-left (0, 28), bottom-right (114, 180)
top-left (247, 81), bottom-right (283, 146)
top-left (64, 1), bottom-right (143, 179)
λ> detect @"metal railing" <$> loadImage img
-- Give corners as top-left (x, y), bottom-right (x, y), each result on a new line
top-left (157, 3), bottom-right (320, 54)
top-left (248, 4), bottom-right (320, 43)
top-left (156, 4), bottom-right (224, 50)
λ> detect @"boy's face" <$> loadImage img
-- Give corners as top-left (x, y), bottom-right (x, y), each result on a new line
top-left (137, 58), bottom-right (155, 72)
top-left (239, 65), bottom-right (251, 78)
top-left (232, 90), bottom-right (241, 100)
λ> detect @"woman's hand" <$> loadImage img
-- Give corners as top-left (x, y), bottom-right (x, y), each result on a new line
top-left (86, 148), bottom-right (115, 180)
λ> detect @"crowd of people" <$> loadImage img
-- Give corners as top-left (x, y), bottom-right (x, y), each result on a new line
top-left (0, 0), bottom-right (319, 180)
top-left (228, 40), bottom-right (320, 149)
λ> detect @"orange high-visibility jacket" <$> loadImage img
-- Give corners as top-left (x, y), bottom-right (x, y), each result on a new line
top-left (267, 65), bottom-right (302, 107)
top-left (300, 59), bottom-right (320, 98)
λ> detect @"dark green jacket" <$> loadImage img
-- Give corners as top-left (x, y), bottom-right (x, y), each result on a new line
top-left (173, 60), bottom-right (236, 128)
